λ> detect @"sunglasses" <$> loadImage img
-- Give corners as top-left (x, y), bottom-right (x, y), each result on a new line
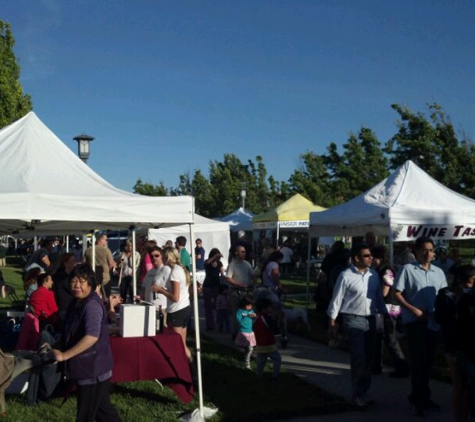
top-left (360, 254), bottom-right (372, 258)
top-left (151, 254), bottom-right (161, 258)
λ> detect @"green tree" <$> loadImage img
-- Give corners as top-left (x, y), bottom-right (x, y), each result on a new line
top-left (320, 127), bottom-right (388, 202)
top-left (171, 170), bottom-right (215, 216)
top-left (288, 152), bottom-right (333, 206)
top-left (385, 103), bottom-right (472, 196)
top-left (0, 21), bottom-right (32, 128)
top-left (133, 178), bottom-right (169, 196)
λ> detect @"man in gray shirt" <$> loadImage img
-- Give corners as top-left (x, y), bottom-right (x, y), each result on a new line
top-left (394, 236), bottom-right (447, 417)
top-left (226, 245), bottom-right (256, 338)
top-left (327, 243), bottom-right (386, 409)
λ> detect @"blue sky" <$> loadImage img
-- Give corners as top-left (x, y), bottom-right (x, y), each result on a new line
top-left (2, 0), bottom-right (475, 192)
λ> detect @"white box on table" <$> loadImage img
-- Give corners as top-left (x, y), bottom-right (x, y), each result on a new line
top-left (119, 303), bottom-right (155, 337)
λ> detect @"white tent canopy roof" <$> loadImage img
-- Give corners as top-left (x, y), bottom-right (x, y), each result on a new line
top-left (309, 160), bottom-right (475, 241)
top-left (218, 207), bottom-right (254, 232)
top-left (148, 214), bottom-right (231, 263)
top-left (0, 112), bottom-right (194, 234)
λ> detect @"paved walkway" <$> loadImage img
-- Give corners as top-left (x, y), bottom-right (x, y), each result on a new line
top-left (196, 298), bottom-right (453, 422)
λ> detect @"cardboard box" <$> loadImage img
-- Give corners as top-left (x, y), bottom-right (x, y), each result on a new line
top-left (119, 303), bottom-right (155, 337)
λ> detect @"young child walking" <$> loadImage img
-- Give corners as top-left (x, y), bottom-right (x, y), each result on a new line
top-left (216, 284), bottom-right (230, 333)
top-left (253, 297), bottom-right (282, 379)
top-left (234, 296), bottom-right (256, 369)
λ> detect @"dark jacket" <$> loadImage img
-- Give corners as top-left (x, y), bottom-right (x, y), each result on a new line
top-left (53, 268), bottom-right (75, 321)
top-left (63, 292), bottom-right (113, 381)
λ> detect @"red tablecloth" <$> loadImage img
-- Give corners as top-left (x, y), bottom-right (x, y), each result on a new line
top-left (110, 328), bottom-right (194, 403)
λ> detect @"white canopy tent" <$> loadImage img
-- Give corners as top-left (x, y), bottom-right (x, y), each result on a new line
top-left (309, 159), bottom-right (475, 249)
top-left (307, 160), bottom-right (475, 310)
top-left (148, 214), bottom-right (231, 265)
top-left (0, 112), bottom-right (194, 235)
top-left (0, 112), bottom-right (211, 418)
top-left (218, 207), bottom-right (254, 232)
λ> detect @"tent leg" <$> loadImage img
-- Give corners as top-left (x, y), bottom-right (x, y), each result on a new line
top-left (132, 229), bottom-right (137, 299)
top-left (306, 236), bottom-right (312, 310)
top-left (188, 223), bottom-right (204, 418)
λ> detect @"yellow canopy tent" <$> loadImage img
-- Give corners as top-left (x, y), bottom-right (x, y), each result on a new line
top-left (253, 193), bottom-right (326, 243)
top-left (254, 193), bottom-right (327, 310)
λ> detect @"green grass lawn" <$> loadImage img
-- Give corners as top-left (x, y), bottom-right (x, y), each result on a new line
top-left (3, 336), bottom-right (351, 422)
top-left (1, 258), bottom-right (350, 421)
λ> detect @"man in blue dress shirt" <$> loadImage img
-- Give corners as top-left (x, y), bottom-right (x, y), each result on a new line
top-left (394, 236), bottom-right (447, 417)
top-left (327, 243), bottom-right (387, 409)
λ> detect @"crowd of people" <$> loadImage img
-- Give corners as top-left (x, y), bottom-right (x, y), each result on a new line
top-left (323, 233), bottom-right (475, 420)
top-left (6, 228), bottom-right (475, 420)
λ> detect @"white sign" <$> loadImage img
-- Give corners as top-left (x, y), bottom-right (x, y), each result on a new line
top-left (253, 220), bottom-right (309, 229)
top-left (392, 224), bottom-right (475, 241)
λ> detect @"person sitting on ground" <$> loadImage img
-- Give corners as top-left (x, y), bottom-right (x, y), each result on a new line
top-left (28, 273), bottom-right (59, 327)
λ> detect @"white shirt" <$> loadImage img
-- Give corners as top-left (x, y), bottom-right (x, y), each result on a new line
top-left (327, 264), bottom-right (386, 320)
top-left (166, 265), bottom-right (190, 313)
top-left (143, 265), bottom-right (171, 310)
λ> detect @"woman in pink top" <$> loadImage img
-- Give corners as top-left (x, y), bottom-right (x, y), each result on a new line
top-left (139, 240), bottom-right (157, 285)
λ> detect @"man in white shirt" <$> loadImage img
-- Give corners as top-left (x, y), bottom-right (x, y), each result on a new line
top-left (327, 243), bottom-right (386, 409)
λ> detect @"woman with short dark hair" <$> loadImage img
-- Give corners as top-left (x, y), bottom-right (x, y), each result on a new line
top-left (52, 264), bottom-right (121, 422)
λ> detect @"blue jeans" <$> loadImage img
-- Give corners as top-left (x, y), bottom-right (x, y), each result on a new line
top-left (342, 314), bottom-right (377, 400)
top-left (256, 350), bottom-right (281, 378)
top-left (217, 309), bottom-right (230, 333)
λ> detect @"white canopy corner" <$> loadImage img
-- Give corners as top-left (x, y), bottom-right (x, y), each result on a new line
top-left (0, 112), bottom-right (194, 235)
top-left (309, 160), bottom-right (475, 242)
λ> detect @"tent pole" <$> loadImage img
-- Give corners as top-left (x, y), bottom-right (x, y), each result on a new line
top-left (306, 234), bottom-right (312, 309)
top-left (389, 228), bottom-right (394, 268)
top-left (276, 224), bottom-right (280, 248)
top-left (92, 231), bottom-right (97, 273)
top-left (82, 234), bottom-right (88, 256)
top-left (132, 229), bottom-right (137, 299)
top-left (189, 223), bottom-right (204, 418)
top-left (65, 235), bottom-right (69, 253)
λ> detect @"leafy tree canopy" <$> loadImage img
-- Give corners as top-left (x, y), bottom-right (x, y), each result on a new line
top-left (134, 104), bottom-right (474, 217)
top-left (0, 20), bottom-right (32, 128)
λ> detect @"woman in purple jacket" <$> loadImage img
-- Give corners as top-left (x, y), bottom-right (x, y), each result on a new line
top-left (53, 264), bottom-right (121, 422)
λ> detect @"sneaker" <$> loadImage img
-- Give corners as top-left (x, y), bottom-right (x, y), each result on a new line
top-left (351, 397), bottom-right (368, 410)
top-left (412, 404), bottom-right (424, 417)
top-left (423, 400), bottom-right (441, 412)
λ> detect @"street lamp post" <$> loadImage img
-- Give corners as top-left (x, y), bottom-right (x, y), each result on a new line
top-left (240, 187), bottom-right (247, 210)
top-left (73, 133), bottom-right (95, 164)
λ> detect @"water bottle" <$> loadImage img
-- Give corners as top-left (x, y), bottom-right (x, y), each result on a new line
top-left (157, 305), bottom-right (165, 334)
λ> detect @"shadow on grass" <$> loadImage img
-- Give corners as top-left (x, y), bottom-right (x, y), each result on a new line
top-left (195, 338), bottom-right (352, 422)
